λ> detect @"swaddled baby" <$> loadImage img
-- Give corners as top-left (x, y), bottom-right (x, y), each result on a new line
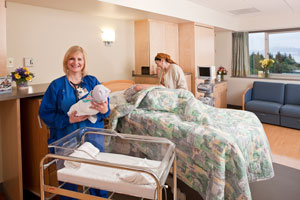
top-left (67, 84), bottom-right (110, 123)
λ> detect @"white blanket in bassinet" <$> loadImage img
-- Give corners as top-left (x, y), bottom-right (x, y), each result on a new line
top-left (58, 149), bottom-right (162, 199)
top-left (57, 142), bottom-right (162, 199)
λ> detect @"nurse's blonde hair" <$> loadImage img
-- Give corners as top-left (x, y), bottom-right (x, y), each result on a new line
top-left (63, 46), bottom-right (87, 76)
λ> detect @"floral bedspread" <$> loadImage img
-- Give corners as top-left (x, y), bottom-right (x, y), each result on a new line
top-left (109, 86), bottom-right (274, 200)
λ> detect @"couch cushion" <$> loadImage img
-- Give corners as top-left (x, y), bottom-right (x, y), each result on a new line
top-left (281, 116), bottom-right (300, 129)
top-left (252, 81), bottom-right (285, 104)
top-left (253, 111), bottom-right (281, 125)
top-left (280, 104), bottom-right (300, 118)
top-left (245, 100), bottom-right (282, 114)
top-left (284, 84), bottom-right (300, 105)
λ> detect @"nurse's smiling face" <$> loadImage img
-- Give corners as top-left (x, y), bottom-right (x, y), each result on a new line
top-left (67, 51), bottom-right (84, 75)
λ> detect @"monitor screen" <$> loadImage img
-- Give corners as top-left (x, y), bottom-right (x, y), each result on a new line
top-left (199, 67), bottom-right (210, 77)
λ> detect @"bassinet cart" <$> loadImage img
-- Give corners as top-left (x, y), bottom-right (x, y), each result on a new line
top-left (40, 127), bottom-right (176, 200)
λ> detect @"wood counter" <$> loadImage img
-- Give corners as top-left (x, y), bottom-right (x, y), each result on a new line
top-left (0, 83), bottom-right (49, 200)
top-left (0, 83), bottom-right (49, 102)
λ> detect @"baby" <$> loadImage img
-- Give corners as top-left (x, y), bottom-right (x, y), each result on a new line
top-left (68, 84), bottom-right (110, 123)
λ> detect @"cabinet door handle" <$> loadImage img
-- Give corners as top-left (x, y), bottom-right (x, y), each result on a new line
top-left (37, 116), bottom-right (42, 128)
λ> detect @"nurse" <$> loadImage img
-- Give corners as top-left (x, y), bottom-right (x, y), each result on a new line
top-left (39, 45), bottom-right (109, 199)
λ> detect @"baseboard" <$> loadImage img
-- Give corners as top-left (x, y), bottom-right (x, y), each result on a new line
top-left (227, 104), bottom-right (242, 110)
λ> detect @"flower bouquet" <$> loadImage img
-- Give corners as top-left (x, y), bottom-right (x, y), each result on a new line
top-left (11, 67), bottom-right (34, 88)
top-left (217, 66), bottom-right (228, 81)
top-left (259, 59), bottom-right (274, 78)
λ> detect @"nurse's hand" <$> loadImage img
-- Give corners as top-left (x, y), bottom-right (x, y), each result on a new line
top-left (69, 111), bottom-right (89, 123)
top-left (90, 100), bottom-right (108, 114)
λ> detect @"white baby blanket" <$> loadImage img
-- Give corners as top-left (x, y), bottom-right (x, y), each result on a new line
top-left (64, 141), bottom-right (161, 185)
top-left (116, 158), bottom-right (159, 185)
top-left (64, 142), bottom-right (100, 169)
top-left (67, 85), bottom-right (110, 123)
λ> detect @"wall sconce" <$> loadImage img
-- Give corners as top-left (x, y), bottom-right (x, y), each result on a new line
top-left (101, 29), bottom-right (115, 46)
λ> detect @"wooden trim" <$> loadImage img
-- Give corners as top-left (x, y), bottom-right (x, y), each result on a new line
top-left (178, 23), bottom-right (195, 94)
top-left (242, 87), bottom-right (252, 110)
top-left (0, 99), bottom-right (23, 200)
top-left (134, 20), bottom-right (149, 75)
top-left (43, 185), bottom-right (104, 200)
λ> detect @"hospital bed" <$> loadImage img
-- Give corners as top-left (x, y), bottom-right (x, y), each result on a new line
top-left (40, 127), bottom-right (176, 200)
top-left (103, 80), bottom-right (274, 200)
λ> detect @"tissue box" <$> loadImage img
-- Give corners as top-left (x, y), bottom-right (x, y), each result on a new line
top-left (0, 77), bottom-right (12, 94)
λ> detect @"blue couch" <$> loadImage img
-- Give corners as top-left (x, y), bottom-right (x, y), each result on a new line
top-left (243, 81), bottom-right (300, 129)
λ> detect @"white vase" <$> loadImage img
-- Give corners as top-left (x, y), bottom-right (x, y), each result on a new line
top-left (17, 81), bottom-right (28, 89)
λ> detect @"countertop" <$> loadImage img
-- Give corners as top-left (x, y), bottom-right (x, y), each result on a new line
top-left (0, 83), bottom-right (49, 102)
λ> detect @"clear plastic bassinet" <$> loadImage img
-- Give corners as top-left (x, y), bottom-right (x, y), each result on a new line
top-left (40, 127), bottom-right (176, 200)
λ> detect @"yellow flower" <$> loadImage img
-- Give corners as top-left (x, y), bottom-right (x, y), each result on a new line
top-left (260, 59), bottom-right (274, 69)
top-left (14, 73), bottom-right (21, 79)
top-left (26, 75), bottom-right (32, 81)
top-left (25, 71), bottom-right (30, 75)
top-left (23, 67), bottom-right (29, 72)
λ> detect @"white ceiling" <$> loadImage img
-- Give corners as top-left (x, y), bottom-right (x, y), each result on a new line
top-left (7, 0), bottom-right (300, 31)
top-left (7, 0), bottom-right (189, 23)
top-left (9, 0), bottom-right (300, 18)
top-left (188, 0), bottom-right (300, 15)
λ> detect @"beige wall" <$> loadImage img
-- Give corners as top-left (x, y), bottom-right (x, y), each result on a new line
top-left (0, 2), bottom-right (135, 183)
top-left (6, 2), bottom-right (135, 84)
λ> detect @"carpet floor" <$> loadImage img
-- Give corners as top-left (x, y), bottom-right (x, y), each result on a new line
top-left (250, 162), bottom-right (300, 200)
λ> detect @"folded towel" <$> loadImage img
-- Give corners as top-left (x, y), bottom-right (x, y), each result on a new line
top-left (116, 158), bottom-right (158, 185)
top-left (64, 142), bottom-right (100, 169)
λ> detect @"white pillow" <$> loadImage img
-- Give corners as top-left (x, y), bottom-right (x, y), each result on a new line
top-left (109, 90), bottom-right (127, 109)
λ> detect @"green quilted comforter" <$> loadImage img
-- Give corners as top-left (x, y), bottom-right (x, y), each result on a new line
top-left (109, 86), bottom-right (274, 200)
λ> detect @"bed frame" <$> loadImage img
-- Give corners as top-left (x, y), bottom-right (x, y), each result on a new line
top-left (102, 80), bottom-right (135, 92)
top-left (102, 80), bottom-right (203, 199)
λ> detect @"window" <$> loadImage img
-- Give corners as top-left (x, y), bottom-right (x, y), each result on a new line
top-left (249, 30), bottom-right (300, 75)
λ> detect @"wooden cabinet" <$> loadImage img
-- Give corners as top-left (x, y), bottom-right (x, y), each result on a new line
top-left (214, 81), bottom-right (227, 108)
top-left (135, 19), bottom-right (179, 75)
top-left (20, 98), bottom-right (57, 196)
top-left (134, 73), bottom-right (192, 92)
top-left (179, 23), bottom-right (215, 96)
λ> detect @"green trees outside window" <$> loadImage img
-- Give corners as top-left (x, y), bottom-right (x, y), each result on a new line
top-left (249, 30), bottom-right (300, 75)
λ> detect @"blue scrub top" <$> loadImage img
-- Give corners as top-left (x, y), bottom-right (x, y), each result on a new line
top-left (39, 75), bottom-right (110, 151)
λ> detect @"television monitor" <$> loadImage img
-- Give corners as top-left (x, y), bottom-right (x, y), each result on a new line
top-left (198, 66), bottom-right (216, 80)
